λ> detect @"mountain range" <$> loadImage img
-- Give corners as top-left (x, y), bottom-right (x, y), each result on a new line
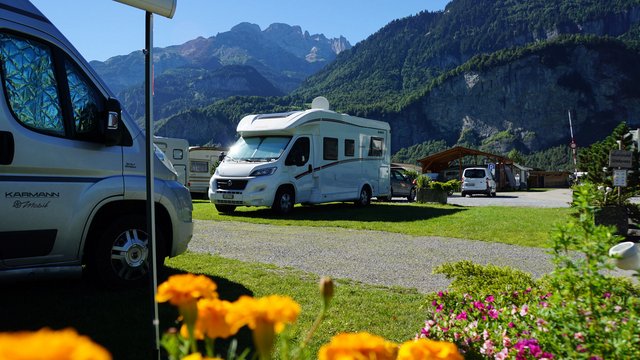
top-left (91, 22), bottom-right (350, 122)
top-left (95, 0), bottom-right (640, 161)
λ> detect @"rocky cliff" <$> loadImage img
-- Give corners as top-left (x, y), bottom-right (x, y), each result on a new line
top-left (383, 39), bottom-right (640, 153)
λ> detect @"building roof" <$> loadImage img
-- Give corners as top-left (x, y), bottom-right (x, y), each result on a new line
top-left (417, 146), bottom-right (513, 172)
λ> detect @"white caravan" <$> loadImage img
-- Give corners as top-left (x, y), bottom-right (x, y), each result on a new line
top-left (209, 97), bottom-right (391, 214)
top-left (188, 146), bottom-right (226, 198)
top-left (154, 136), bottom-right (189, 187)
top-left (0, 1), bottom-right (193, 287)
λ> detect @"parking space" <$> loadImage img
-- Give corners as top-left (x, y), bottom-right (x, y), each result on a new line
top-left (447, 188), bottom-right (572, 208)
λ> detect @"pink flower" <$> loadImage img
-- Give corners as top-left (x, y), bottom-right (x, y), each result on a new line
top-left (520, 304), bottom-right (529, 316)
top-left (456, 311), bottom-right (468, 320)
top-left (495, 348), bottom-right (509, 360)
top-left (485, 295), bottom-right (495, 303)
top-left (480, 339), bottom-right (495, 356)
top-left (508, 322), bottom-right (515, 328)
top-left (603, 292), bottom-right (611, 299)
top-left (503, 336), bottom-right (512, 347)
top-left (488, 309), bottom-right (499, 319)
top-left (574, 332), bottom-right (585, 342)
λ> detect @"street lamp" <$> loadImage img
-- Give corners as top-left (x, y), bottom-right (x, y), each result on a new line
top-left (112, 2), bottom-right (177, 359)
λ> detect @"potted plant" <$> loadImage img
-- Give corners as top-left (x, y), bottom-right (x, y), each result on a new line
top-left (416, 176), bottom-right (459, 204)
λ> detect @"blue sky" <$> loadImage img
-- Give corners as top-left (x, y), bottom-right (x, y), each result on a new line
top-left (30, 0), bottom-right (450, 62)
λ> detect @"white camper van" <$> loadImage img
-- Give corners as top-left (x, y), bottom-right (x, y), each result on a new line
top-left (209, 97), bottom-right (391, 214)
top-left (0, 1), bottom-right (193, 287)
top-left (188, 146), bottom-right (225, 198)
top-left (155, 136), bottom-right (189, 187)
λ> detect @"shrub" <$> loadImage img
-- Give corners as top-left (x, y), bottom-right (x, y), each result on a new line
top-left (418, 183), bottom-right (640, 359)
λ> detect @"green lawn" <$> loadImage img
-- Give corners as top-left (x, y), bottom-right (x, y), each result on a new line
top-left (193, 200), bottom-right (571, 248)
top-left (0, 201), bottom-right (572, 359)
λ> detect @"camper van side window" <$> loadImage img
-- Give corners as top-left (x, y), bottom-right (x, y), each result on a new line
top-left (344, 139), bottom-right (355, 157)
top-left (0, 33), bottom-right (64, 136)
top-left (368, 137), bottom-right (384, 157)
top-left (65, 59), bottom-right (102, 137)
top-left (323, 137), bottom-right (338, 161)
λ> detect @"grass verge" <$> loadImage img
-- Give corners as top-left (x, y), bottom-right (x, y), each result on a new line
top-left (0, 255), bottom-right (428, 360)
top-left (166, 253), bottom-right (427, 358)
top-left (193, 200), bottom-right (571, 248)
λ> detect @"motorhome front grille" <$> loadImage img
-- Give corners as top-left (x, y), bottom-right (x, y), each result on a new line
top-left (216, 179), bottom-right (248, 190)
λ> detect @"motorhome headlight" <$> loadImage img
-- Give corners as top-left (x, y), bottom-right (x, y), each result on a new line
top-left (250, 167), bottom-right (277, 177)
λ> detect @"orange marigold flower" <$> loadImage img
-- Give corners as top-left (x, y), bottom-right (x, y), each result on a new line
top-left (180, 298), bottom-right (238, 340)
top-left (397, 339), bottom-right (463, 360)
top-left (226, 295), bottom-right (301, 359)
top-left (0, 328), bottom-right (111, 360)
top-left (226, 295), bottom-right (300, 334)
top-left (156, 274), bottom-right (218, 307)
top-left (318, 332), bottom-right (398, 360)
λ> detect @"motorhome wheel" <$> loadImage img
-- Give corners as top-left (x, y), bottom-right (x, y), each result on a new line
top-left (272, 187), bottom-right (294, 215)
top-left (355, 186), bottom-right (371, 207)
top-left (89, 215), bottom-right (165, 288)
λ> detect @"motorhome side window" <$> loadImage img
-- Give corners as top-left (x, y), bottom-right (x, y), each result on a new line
top-left (0, 32), bottom-right (103, 140)
top-left (285, 137), bottom-right (310, 166)
top-left (344, 139), bottom-right (355, 157)
top-left (323, 137), bottom-right (338, 160)
top-left (368, 137), bottom-right (384, 157)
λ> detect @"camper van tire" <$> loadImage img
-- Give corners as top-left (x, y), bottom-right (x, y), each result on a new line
top-left (272, 186), bottom-right (295, 215)
top-left (87, 215), bottom-right (165, 288)
top-left (355, 186), bottom-right (372, 207)
top-left (215, 204), bottom-right (237, 214)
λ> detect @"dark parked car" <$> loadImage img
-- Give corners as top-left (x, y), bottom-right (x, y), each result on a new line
top-left (390, 168), bottom-right (417, 201)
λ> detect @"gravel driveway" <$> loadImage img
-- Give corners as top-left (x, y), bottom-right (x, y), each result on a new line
top-left (191, 220), bottom-right (559, 294)
top-left (189, 189), bottom-right (635, 294)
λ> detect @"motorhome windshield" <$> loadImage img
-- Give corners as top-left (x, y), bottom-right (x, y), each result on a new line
top-left (226, 136), bottom-right (291, 162)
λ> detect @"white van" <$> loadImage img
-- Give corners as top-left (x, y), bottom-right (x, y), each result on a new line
top-left (188, 146), bottom-right (225, 198)
top-left (155, 136), bottom-right (189, 187)
top-left (209, 97), bottom-right (391, 214)
top-left (0, 1), bottom-right (193, 287)
top-left (461, 167), bottom-right (497, 197)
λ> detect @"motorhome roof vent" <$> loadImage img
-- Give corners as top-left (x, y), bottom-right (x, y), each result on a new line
top-left (311, 96), bottom-right (330, 110)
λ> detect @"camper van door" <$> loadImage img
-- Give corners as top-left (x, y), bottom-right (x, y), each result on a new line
top-left (284, 135), bottom-right (314, 203)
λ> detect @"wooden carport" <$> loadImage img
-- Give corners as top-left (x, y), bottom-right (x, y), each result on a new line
top-left (417, 146), bottom-right (514, 189)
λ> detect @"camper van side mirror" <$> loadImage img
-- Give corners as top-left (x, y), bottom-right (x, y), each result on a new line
top-left (103, 98), bottom-right (122, 146)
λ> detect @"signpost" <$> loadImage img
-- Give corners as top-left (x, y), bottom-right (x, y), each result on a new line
top-left (609, 149), bottom-right (633, 169)
top-left (613, 169), bottom-right (628, 187)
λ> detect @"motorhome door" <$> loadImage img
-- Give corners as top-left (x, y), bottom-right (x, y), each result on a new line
top-left (284, 136), bottom-right (314, 203)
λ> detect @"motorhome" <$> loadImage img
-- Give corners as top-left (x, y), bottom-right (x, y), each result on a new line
top-left (0, 1), bottom-right (193, 287)
top-left (154, 136), bottom-right (189, 187)
top-left (188, 146), bottom-right (226, 198)
top-left (209, 97), bottom-right (391, 214)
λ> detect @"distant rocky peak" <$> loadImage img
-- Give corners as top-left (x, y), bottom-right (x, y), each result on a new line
top-left (230, 22), bottom-right (262, 34)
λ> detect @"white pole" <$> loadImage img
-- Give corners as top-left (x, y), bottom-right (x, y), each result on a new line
top-left (144, 11), bottom-right (161, 359)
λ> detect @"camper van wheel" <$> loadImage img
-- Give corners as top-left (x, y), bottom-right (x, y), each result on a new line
top-left (215, 204), bottom-right (236, 213)
top-left (355, 186), bottom-right (371, 207)
top-left (89, 215), bottom-right (165, 288)
top-left (272, 187), bottom-right (295, 215)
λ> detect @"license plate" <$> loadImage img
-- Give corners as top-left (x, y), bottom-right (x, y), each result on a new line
top-left (223, 193), bottom-right (234, 199)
